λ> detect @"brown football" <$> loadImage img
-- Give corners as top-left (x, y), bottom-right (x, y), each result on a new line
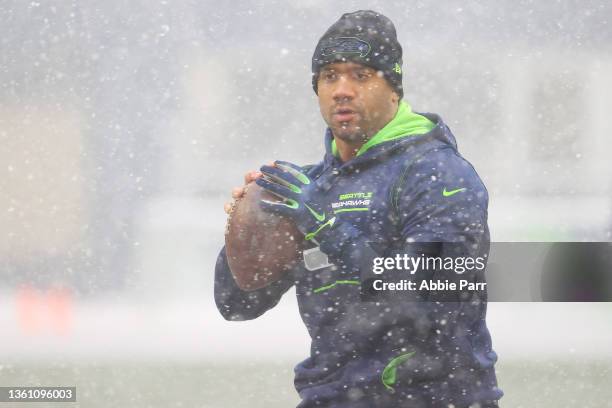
top-left (225, 182), bottom-right (304, 291)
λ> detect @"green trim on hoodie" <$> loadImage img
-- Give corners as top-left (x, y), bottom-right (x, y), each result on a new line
top-left (331, 101), bottom-right (435, 157)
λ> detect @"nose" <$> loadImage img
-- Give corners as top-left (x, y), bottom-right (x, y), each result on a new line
top-left (332, 76), bottom-right (356, 103)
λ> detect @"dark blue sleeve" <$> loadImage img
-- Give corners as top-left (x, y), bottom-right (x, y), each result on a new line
top-left (395, 150), bottom-right (489, 246)
top-left (393, 150), bottom-right (491, 300)
top-left (214, 246), bottom-right (296, 321)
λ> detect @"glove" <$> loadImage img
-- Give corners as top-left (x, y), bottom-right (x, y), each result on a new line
top-left (255, 161), bottom-right (336, 243)
top-left (257, 161), bottom-right (382, 299)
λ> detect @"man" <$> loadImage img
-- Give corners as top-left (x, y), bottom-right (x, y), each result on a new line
top-left (215, 10), bottom-right (503, 407)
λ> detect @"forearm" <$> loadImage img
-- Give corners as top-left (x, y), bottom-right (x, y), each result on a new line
top-left (214, 246), bottom-right (295, 320)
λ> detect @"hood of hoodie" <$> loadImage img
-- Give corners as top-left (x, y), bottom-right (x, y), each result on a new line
top-left (324, 101), bottom-right (458, 170)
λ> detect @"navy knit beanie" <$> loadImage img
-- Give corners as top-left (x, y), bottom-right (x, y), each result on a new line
top-left (312, 10), bottom-right (403, 98)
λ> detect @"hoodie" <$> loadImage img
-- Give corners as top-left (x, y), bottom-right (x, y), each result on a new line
top-left (214, 102), bottom-right (503, 407)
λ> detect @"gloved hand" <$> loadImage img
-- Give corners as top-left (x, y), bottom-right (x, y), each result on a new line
top-left (255, 161), bottom-right (336, 243)
top-left (257, 161), bottom-right (380, 293)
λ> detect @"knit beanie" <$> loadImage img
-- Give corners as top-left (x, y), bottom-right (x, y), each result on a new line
top-left (312, 10), bottom-right (403, 98)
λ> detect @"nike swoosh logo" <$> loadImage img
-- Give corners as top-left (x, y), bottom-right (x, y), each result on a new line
top-left (442, 187), bottom-right (466, 197)
top-left (305, 217), bottom-right (336, 242)
top-left (305, 204), bottom-right (326, 222)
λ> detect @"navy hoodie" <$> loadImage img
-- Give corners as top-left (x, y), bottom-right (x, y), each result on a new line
top-left (214, 105), bottom-right (503, 407)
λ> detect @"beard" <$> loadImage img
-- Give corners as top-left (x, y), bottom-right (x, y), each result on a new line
top-left (330, 120), bottom-right (370, 144)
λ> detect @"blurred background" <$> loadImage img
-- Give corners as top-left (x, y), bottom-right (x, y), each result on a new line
top-left (1, 1), bottom-right (611, 407)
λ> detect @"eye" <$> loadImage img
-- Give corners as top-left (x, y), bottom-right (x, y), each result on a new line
top-left (356, 70), bottom-right (373, 81)
top-left (322, 71), bottom-right (337, 81)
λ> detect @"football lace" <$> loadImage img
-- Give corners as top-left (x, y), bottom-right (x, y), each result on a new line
top-left (224, 184), bottom-right (249, 236)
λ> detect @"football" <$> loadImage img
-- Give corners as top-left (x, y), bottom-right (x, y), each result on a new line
top-left (225, 182), bottom-right (304, 291)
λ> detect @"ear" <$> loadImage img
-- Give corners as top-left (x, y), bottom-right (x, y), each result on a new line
top-left (391, 91), bottom-right (399, 105)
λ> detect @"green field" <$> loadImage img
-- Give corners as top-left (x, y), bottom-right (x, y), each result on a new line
top-left (0, 360), bottom-right (611, 407)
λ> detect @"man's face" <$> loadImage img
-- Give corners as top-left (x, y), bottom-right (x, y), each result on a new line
top-left (317, 62), bottom-right (399, 143)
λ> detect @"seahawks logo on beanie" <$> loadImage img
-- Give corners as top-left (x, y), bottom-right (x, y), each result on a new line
top-left (320, 37), bottom-right (371, 58)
